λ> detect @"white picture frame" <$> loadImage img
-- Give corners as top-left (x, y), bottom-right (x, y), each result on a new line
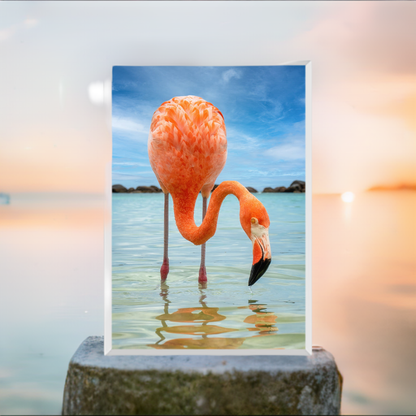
top-left (105, 62), bottom-right (311, 356)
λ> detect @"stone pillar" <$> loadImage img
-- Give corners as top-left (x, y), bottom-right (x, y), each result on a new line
top-left (62, 336), bottom-right (342, 415)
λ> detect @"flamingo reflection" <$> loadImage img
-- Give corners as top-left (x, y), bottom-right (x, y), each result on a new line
top-left (148, 283), bottom-right (278, 349)
top-left (243, 304), bottom-right (279, 334)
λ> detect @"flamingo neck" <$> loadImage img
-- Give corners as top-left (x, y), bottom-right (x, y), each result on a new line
top-left (172, 181), bottom-right (250, 245)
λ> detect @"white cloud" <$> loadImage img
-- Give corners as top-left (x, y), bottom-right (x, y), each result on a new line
top-left (266, 137), bottom-right (305, 161)
top-left (281, 171), bottom-right (305, 177)
top-left (112, 172), bottom-right (154, 182)
top-left (222, 69), bottom-right (241, 83)
top-left (226, 128), bottom-right (262, 151)
top-left (112, 116), bottom-right (147, 134)
top-left (113, 161), bottom-right (149, 167)
top-left (247, 168), bottom-right (281, 177)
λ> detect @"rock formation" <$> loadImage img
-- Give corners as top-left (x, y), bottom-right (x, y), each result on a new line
top-left (262, 181), bottom-right (305, 193)
top-left (112, 184), bottom-right (128, 193)
top-left (112, 182), bottom-right (305, 195)
top-left (112, 185), bottom-right (163, 193)
top-left (134, 186), bottom-right (162, 193)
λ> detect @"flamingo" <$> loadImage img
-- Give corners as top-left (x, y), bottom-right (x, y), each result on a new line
top-left (148, 96), bottom-right (271, 286)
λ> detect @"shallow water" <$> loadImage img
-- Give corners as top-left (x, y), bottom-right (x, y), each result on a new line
top-left (0, 191), bottom-right (415, 414)
top-left (112, 193), bottom-right (306, 350)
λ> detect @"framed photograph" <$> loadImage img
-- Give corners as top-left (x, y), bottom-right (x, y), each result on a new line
top-left (105, 64), bottom-right (311, 355)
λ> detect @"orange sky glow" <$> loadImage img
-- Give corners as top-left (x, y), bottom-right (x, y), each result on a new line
top-left (0, 1), bottom-right (415, 194)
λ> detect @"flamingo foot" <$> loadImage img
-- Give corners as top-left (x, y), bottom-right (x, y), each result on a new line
top-left (160, 258), bottom-right (169, 281)
top-left (198, 266), bottom-right (207, 283)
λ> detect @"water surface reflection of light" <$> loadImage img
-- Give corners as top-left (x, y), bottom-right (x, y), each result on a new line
top-left (313, 191), bottom-right (416, 415)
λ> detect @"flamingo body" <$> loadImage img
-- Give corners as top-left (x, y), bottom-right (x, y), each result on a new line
top-left (149, 96), bottom-right (227, 200)
top-left (148, 96), bottom-right (272, 285)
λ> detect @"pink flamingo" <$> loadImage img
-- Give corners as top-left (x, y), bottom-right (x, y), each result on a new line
top-left (148, 96), bottom-right (271, 286)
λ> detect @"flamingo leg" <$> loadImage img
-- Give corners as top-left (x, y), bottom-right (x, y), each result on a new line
top-left (160, 193), bottom-right (169, 281)
top-left (198, 196), bottom-right (208, 283)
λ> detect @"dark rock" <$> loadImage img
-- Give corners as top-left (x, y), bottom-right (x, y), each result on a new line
top-left (127, 188), bottom-right (135, 193)
top-left (135, 186), bottom-right (156, 193)
top-left (112, 184), bottom-right (128, 193)
top-left (263, 186), bottom-right (286, 193)
top-left (285, 183), bottom-right (303, 193)
top-left (211, 184), bottom-right (219, 192)
top-left (62, 337), bottom-right (343, 416)
top-left (285, 185), bottom-right (299, 193)
top-left (263, 182), bottom-right (305, 193)
top-left (275, 186), bottom-right (287, 192)
top-left (290, 180), bottom-right (305, 188)
top-left (149, 185), bottom-right (162, 193)
top-left (287, 181), bottom-right (305, 193)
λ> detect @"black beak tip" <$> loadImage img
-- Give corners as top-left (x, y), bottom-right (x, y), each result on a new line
top-left (248, 258), bottom-right (271, 286)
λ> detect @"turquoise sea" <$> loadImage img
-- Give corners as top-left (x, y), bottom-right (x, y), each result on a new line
top-left (112, 193), bottom-right (306, 350)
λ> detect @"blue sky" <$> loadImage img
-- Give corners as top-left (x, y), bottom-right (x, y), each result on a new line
top-left (112, 66), bottom-right (305, 191)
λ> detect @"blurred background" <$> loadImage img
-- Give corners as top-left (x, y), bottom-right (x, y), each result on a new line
top-left (0, 1), bottom-right (415, 415)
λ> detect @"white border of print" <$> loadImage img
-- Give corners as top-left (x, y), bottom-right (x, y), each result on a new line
top-left (105, 61), bottom-right (311, 356)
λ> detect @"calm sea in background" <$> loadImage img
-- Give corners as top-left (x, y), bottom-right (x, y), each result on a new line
top-left (112, 193), bottom-right (305, 350)
top-left (0, 191), bottom-right (415, 414)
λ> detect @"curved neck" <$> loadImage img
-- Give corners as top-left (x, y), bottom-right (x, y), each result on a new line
top-left (172, 181), bottom-right (251, 245)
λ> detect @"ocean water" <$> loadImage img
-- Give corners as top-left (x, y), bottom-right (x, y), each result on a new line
top-left (112, 193), bottom-right (306, 350)
top-left (1, 191), bottom-right (415, 414)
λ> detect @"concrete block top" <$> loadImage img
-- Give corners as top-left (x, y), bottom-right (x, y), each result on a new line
top-left (63, 337), bottom-right (342, 415)
top-left (71, 336), bottom-right (334, 375)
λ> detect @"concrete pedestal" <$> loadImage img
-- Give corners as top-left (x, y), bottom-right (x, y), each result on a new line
top-left (62, 336), bottom-right (342, 415)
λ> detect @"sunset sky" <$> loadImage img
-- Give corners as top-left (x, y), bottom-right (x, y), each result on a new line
top-left (0, 1), bottom-right (415, 193)
top-left (112, 65), bottom-right (305, 190)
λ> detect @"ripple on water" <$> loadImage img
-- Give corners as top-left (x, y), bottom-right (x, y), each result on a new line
top-left (112, 193), bottom-right (306, 350)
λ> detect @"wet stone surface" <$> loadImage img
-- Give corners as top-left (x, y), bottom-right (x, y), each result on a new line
top-left (62, 337), bottom-right (342, 415)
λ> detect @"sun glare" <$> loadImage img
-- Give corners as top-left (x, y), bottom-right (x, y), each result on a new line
top-left (341, 192), bottom-right (355, 203)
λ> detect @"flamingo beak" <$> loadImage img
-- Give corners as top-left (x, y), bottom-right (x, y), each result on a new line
top-left (249, 229), bottom-right (271, 286)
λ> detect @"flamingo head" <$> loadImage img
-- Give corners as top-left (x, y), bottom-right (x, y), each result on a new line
top-left (240, 197), bottom-right (272, 286)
